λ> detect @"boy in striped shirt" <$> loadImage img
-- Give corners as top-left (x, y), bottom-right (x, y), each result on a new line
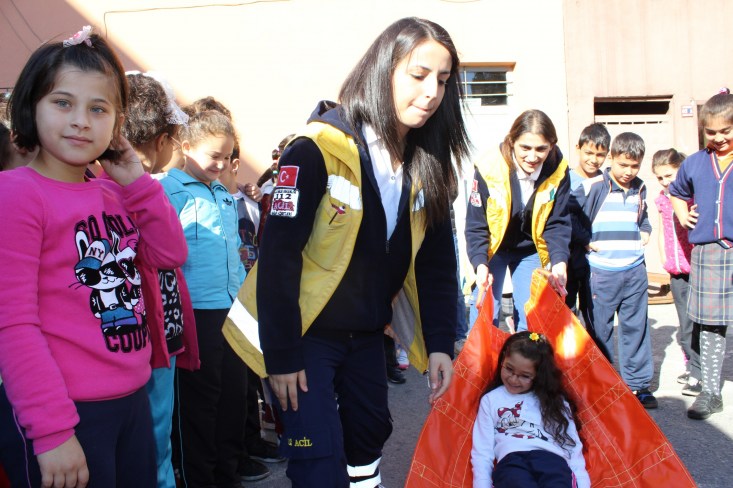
top-left (570, 132), bottom-right (657, 409)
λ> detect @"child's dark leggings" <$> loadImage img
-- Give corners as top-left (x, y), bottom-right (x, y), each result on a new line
top-left (0, 386), bottom-right (156, 487)
top-left (493, 450), bottom-right (575, 488)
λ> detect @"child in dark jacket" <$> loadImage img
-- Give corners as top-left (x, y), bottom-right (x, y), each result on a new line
top-left (566, 123), bottom-right (610, 331)
top-left (570, 132), bottom-right (657, 410)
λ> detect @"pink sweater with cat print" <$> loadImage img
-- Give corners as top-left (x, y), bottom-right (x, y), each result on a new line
top-left (0, 168), bottom-right (186, 455)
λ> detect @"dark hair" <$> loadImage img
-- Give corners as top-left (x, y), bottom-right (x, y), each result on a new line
top-left (652, 148), bottom-right (686, 171)
top-left (486, 331), bottom-right (579, 451)
top-left (577, 122), bottom-right (610, 151)
top-left (0, 124), bottom-right (11, 171)
top-left (610, 132), bottom-right (645, 161)
top-left (272, 133), bottom-right (296, 160)
top-left (8, 32), bottom-right (128, 152)
top-left (232, 139), bottom-right (240, 160)
top-left (122, 73), bottom-right (175, 146)
top-left (699, 93), bottom-right (733, 128)
top-left (0, 99), bottom-right (11, 170)
top-left (500, 110), bottom-right (559, 170)
top-left (186, 96), bottom-right (233, 120)
top-left (338, 17), bottom-right (470, 228)
top-left (180, 110), bottom-right (235, 148)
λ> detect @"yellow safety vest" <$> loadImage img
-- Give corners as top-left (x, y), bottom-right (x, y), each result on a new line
top-left (473, 148), bottom-right (567, 267)
top-left (223, 122), bottom-right (432, 377)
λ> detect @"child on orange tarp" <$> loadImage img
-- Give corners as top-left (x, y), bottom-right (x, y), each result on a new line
top-left (651, 149), bottom-right (697, 396)
top-left (471, 331), bottom-right (590, 488)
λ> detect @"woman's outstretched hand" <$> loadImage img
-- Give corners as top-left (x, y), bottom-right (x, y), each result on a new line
top-left (548, 261), bottom-right (568, 297)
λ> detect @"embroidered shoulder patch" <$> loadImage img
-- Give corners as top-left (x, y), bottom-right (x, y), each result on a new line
top-left (278, 166), bottom-right (299, 188)
top-left (271, 188), bottom-right (300, 217)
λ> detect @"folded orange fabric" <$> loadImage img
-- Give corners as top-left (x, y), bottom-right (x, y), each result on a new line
top-left (406, 269), bottom-right (695, 487)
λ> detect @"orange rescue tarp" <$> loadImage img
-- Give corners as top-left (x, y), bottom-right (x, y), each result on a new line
top-left (406, 269), bottom-right (695, 488)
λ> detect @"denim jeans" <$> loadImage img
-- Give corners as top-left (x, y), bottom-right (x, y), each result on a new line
top-left (468, 250), bottom-right (541, 332)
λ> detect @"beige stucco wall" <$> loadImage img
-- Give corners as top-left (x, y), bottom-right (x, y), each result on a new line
top-left (1, 0), bottom-right (569, 182)
top-left (564, 0), bottom-right (733, 156)
top-left (564, 0), bottom-right (733, 273)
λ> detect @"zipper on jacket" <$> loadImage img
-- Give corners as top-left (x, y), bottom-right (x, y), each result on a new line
top-left (210, 184), bottom-right (234, 301)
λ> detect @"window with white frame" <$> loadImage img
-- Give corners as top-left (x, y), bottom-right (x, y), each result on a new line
top-left (459, 65), bottom-right (513, 107)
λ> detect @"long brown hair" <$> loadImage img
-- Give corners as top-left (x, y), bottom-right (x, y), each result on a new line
top-left (500, 110), bottom-right (558, 170)
top-left (486, 331), bottom-right (579, 452)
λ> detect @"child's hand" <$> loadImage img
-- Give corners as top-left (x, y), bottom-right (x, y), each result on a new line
top-left (99, 136), bottom-right (145, 186)
top-left (37, 435), bottom-right (89, 488)
top-left (586, 242), bottom-right (600, 253)
top-left (269, 370), bottom-right (308, 411)
top-left (684, 204), bottom-right (699, 229)
top-left (244, 183), bottom-right (262, 202)
top-left (640, 231), bottom-right (650, 245)
top-left (427, 352), bottom-right (453, 405)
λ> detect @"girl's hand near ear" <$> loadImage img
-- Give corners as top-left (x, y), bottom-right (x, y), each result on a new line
top-left (37, 435), bottom-right (89, 488)
top-left (99, 136), bottom-right (145, 186)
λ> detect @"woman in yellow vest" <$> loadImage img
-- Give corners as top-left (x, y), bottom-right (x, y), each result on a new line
top-left (465, 110), bottom-right (571, 332)
top-left (229, 18), bottom-right (471, 487)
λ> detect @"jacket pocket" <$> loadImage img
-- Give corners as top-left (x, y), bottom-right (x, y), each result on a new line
top-left (304, 196), bottom-right (355, 270)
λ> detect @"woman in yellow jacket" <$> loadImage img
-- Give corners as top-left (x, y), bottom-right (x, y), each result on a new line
top-left (227, 18), bottom-right (471, 487)
top-left (465, 110), bottom-right (571, 331)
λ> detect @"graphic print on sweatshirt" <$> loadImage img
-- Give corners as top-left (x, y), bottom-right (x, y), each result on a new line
top-left (158, 269), bottom-right (184, 341)
top-left (72, 213), bottom-right (149, 354)
top-left (495, 401), bottom-right (549, 441)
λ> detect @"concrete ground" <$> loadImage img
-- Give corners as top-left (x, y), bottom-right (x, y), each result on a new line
top-left (248, 301), bottom-right (733, 487)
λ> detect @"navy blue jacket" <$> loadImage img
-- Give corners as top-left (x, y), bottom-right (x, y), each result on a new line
top-left (257, 102), bottom-right (457, 374)
top-left (669, 148), bottom-right (733, 244)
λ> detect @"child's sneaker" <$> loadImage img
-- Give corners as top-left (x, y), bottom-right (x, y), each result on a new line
top-left (682, 377), bottom-right (701, 397)
top-left (634, 389), bottom-right (658, 409)
top-left (687, 392), bottom-right (723, 420)
top-left (239, 458), bottom-right (270, 482)
top-left (676, 371), bottom-right (690, 384)
top-left (248, 438), bottom-right (285, 464)
top-left (396, 345), bottom-right (409, 370)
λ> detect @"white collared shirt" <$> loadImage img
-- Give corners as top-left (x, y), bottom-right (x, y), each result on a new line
top-left (364, 125), bottom-right (403, 238)
top-left (513, 157), bottom-right (543, 207)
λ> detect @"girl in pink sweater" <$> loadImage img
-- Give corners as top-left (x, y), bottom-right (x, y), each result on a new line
top-left (0, 27), bottom-right (186, 487)
top-left (652, 149), bottom-right (697, 396)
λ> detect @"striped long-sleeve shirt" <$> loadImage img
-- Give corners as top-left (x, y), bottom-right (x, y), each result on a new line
top-left (570, 169), bottom-right (651, 271)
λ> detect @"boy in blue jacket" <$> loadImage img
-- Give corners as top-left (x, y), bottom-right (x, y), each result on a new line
top-left (570, 132), bottom-right (657, 409)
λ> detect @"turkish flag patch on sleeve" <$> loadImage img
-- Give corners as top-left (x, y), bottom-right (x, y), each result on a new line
top-left (278, 166), bottom-right (299, 187)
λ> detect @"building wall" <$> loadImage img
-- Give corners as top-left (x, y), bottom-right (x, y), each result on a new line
top-left (564, 0), bottom-right (733, 272)
top-left (1, 0), bottom-right (569, 182)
